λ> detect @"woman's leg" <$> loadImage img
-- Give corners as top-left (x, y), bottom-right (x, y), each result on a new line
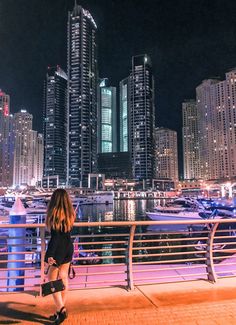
top-left (58, 262), bottom-right (70, 306)
top-left (48, 265), bottom-right (64, 312)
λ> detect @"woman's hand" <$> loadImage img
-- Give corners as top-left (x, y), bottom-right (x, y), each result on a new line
top-left (47, 257), bottom-right (57, 266)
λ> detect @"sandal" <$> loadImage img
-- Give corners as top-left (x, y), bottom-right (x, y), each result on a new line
top-left (49, 312), bottom-right (57, 321)
top-left (54, 306), bottom-right (68, 324)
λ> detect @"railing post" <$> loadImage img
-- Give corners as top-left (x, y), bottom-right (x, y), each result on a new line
top-left (39, 227), bottom-right (46, 296)
top-left (127, 225), bottom-right (136, 291)
top-left (206, 222), bottom-right (219, 283)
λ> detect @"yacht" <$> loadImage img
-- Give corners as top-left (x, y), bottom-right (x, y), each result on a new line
top-left (146, 197), bottom-right (211, 220)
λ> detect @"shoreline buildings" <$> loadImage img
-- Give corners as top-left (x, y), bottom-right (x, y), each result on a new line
top-left (183, 68), bottom-right (236, 182)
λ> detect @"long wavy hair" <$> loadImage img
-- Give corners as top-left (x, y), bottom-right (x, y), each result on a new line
top-left (46, 189), bottom-right (75, 232)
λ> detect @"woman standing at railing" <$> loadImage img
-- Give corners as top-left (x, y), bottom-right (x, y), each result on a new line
top-left (45, 189), bottom-right (75, 324)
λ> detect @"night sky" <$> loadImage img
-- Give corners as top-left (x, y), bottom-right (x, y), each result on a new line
top-left (1, 0), bottom-right (236, 174)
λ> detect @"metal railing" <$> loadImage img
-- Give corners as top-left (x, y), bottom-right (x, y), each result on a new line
top-left (0, 218), bottom-right (236, 294)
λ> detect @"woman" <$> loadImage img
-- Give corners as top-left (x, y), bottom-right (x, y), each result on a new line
top-left (45, 188), bottom-right (75, 324)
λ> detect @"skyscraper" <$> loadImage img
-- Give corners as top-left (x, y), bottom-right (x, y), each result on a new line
top-left (43, 66), bottom-right (68, 185)
top-left (129, 54), bottom-right (155, 183)
top-left (196, 69), bottom-right (236, 180)
top-left (120, 77), bottom-right (129, 152)
top-left (0, 90), bottom-right (14, 187)
top-left (196, 79), bottom-right (219, 180)
top-left (67, 2), bottom-right (98, 187)
top-left (13, 110), bottom-right (43, 187)
top-left (98, 79), bottom-right (117, 153)
top-left (154, 127), bottom-right (179, 182)
top-left (182, 100), bottom-right (200, 179)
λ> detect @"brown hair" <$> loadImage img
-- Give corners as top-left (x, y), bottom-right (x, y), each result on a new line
top-left (46, 189), bottom-right (75, 232)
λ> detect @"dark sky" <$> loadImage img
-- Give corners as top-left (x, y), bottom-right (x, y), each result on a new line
top-left (1, 0), bottom-right (236, 174)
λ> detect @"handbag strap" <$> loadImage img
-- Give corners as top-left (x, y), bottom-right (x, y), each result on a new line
top-left (68, 263), bottom-right (76, 279)
top-left (44, 264), bottom-right (60, 280)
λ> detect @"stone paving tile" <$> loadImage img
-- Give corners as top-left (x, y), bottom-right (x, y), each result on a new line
top-left (1, 280), bottom-right (236, 324)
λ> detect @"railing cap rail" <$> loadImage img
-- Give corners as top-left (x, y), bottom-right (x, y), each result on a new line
top-left (1, 218), bottom-right (236, 228)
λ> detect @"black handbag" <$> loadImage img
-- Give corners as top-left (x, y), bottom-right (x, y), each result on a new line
top-left (41, 278), bottom-right (65, 297)
top-left (41, 265), bottom-right (65, 297)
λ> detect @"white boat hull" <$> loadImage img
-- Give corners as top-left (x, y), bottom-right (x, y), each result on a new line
top-left (146, 211), bottom-right (204, 221)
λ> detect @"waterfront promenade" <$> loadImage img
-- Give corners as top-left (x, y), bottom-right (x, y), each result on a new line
top-left (1, 278), bottom-right (236, 324)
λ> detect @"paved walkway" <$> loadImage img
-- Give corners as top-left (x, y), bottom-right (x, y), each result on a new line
top-left (1, 278), bottom-right (236, 324)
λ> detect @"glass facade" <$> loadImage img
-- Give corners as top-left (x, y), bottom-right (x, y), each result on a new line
top-left (120, 78), bottom-right (128, 152)
top-left (43, 66), bottom-right (68, 185)
top-left (67, 3), bottom-right (98, 187)
top-left (98, 80), bottom-right (117, 153)
top-left (0, 91), bottom-right (14, 187)
top-left (130, 55), bottom-right (155, 181)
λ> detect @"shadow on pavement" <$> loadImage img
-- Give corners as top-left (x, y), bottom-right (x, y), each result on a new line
top-left (0, 301), bottom-right (51, 324)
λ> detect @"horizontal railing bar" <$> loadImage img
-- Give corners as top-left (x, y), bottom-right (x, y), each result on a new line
top-left (78, 241), bottom-right (127, 245)
top-left (134, 237), bottom-right (208, 243)
top-left (72, 263), bottom-right (125, 268)
top-left (210, 241), bottom-right (236, 246)
top-left (0, 275), bottom-right (40, 280)
top-left (0, 259), bottom-right (39, 263)
top-left (132, 265), bottom-right (206, 273)
top-left (213, 249), bottom-right (236, 253)
top-left (70, 279), bottom-right (126, 285)
top-left (0, 284), bottom-right (39, 289)
top-left (0, 251), bottom-right (39, 255)
top-left (1, 218), bottom-right (236, 229)
top-left (77, 248), bottom-right (125, 253)
top-left (133, 250), bottom-right (206, 257)
top-left (77, 270), bottom-right (126, 276)
top-left (0, 244), bottom-right (41, 247)
top-left (72, 234), bottom-right (129, 238)
top-left (134, 273), bottom-right (207, 281)
top-left (0, 267), bottom-right (36, 271)
top-left (73, 255), bottom-right (125, 261)
top-left (213, 255), bottom-right (236, 260)
top-left (214, 235), bottom-right (236, 239)
top-left (134, 231), bottom-right (194, 236)
top-left (133, 257), bottom-right (206, 264)
top-left (132, 244), bottom-right (207, 250)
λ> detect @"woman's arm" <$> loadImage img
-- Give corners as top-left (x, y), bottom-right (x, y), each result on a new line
top-left (46, 229), bottom-right (60, 264)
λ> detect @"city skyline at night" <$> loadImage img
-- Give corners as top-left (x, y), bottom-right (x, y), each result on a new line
top-left (1, 0), bottom-right (236, 138)
top-left (1, 1), bottom-right (236, 181)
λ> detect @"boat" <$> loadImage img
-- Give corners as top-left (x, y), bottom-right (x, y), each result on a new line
top-left (86, 191), bottom-right (114, 204)
top-left (146, 197), bottom-right (211, 220)
top-left (146, 208), bottom-right (210, 220)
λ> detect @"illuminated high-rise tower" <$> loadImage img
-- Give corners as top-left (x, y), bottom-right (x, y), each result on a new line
top-left (0, 90), bottom-right (14, 187)
top-left (154, 127), bottom-right (179, 182)
top-left (129, 54), bottom-right (155, 184)
top-left (43, 66), bottom-right (68, 185)
top-left (67, 2), bottom-right (98, 187)
top-left (98, 78), bottom-right (117, 153)
top-left (182, 100), bottom-right (200, 180)
top-left (120, 77), bottom-right (129, 152)
top-left (196, 70), bottom-right (236, 180)
top-left (13, 110), bottom-right (43, 187)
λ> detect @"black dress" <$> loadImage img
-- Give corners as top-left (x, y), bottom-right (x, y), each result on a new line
top-left (45, 227), bottom-right (74, 266)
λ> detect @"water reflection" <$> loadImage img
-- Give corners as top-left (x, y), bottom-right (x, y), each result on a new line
top-left (79, 199), bottom-right (162, 222)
